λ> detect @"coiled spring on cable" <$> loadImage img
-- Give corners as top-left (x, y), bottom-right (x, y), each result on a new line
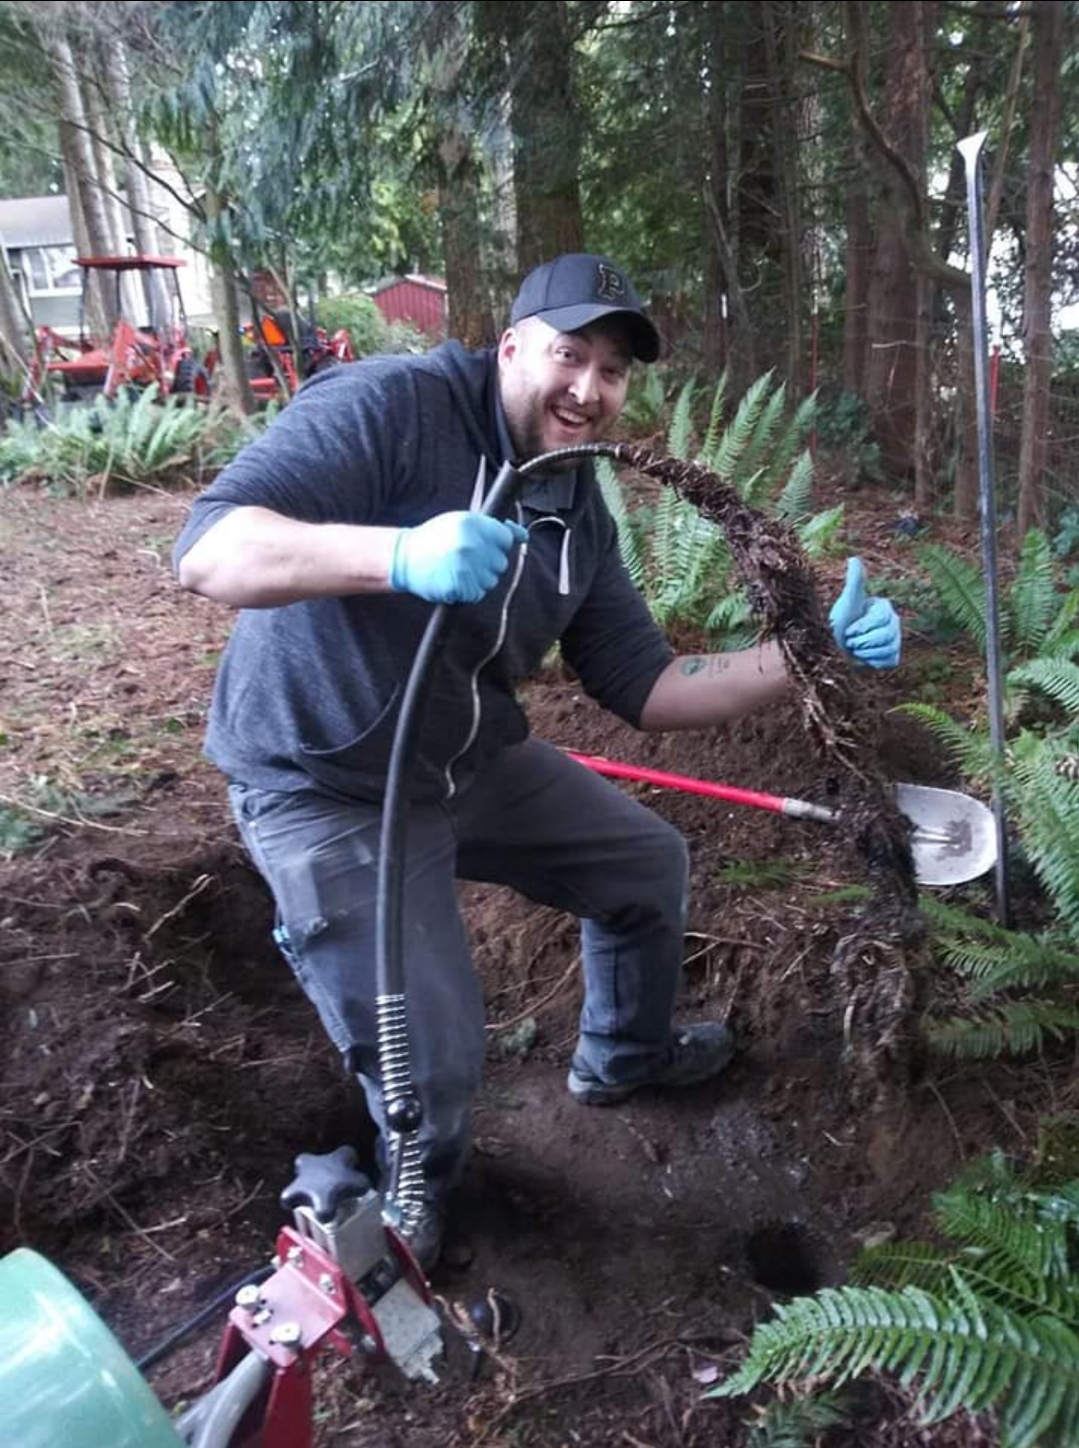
top-left (375, 992), bottom-right (426, 1231)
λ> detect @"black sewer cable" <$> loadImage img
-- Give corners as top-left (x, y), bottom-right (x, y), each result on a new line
top-left (134, 1262), bottom-right (275, 1374)
top-left (376, 444), bottom-right (629, 1212)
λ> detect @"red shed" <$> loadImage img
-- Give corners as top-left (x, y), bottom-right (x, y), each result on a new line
top-left (370, 274), bottom-right (447, 338)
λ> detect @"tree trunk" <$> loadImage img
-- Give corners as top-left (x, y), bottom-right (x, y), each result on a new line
top-left (838, 1), bottom-right (980, 512)
top-left (102, 42), bottom-right (171, 329)
top-left (865, 222), bottom-right (917, 479)
top-left (84, 70), bottom-right (126, 252)
top-left (932, 7), bottom-right (992, 523)
top-left (0, 243), bottom-right (31, 379)
top-left (861, 1), bottom-right (931, 483)
top-left (1017, 0), bottom-right (1065, 538)
top-left (701, 0), bottom-right (729, 380)
top-left (913, 268), bottom-right (934, 510)
top-left (204, 183), bottom-right (254, 415)
top-left (418, 6), bottom-right (494, 346)
top-left (985, 10), bottom-right (1030, 246)
top-left (702, 0), bottom-right (754, 393)
top-left (798, 1), bottom-right (827, 403)
top-left (762, 0), bottom-right (803, 393)
top-left (439, 129), bottom-right (494, 349)
top-left (42, 30), bottom-right (118, 332)
top-left (842, 162), bottom-right (871, 393)
top-left (81, 51), bottom-right (142, 322)
top-left (506, 1), bottom-right (583, 270)
top-left (934, 6), bottom-right (992, 266)
top-left (57, 119), bottom-right (108, 340)
top-left (943, 7), bottom-right (1026, 524)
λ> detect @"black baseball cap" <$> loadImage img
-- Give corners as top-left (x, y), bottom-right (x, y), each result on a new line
top-left (510, 253), bottom-right (661, 363)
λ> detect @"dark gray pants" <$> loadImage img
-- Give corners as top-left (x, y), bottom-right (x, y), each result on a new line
top-left (229, 738), bottom-right (689, 1198)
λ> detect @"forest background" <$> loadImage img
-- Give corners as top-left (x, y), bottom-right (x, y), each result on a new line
top-left (0, 0), bottom-right (1076, 541)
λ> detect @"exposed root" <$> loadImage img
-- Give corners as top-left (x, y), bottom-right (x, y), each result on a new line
top-left (615, 443), bottom-right (928, 1102)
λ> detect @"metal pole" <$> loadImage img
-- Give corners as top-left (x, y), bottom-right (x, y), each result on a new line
top-left (958, 130), bottom-right (1010, 925)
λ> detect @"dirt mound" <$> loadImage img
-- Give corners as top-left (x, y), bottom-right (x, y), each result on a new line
top-left (0, 482), bottom-right (1048, 1446)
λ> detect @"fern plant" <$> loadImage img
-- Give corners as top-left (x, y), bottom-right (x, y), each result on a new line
top-left (0, 388), bottom-right (251, 496)
top-left (917, 895), bottom-right (1079, 1059)
top-left (617, 362), bottom-right (673, 437)
top-left (0, 776), bottom-right (136, 858)
top-left (917, 533), bottom-right (1079, 726)
top-left (710, 1153), bottom-right (1079, 1448)
top-left (1007, 731), bottom-right (1079, 942)
top-left (598, 371), bottom-right (839, 646)
top-left (897, 708), bottom-right (1079, 949)
top-left (900, 531), bottom-right (1079, 943)
top-left (808, 884), bottom-right (1079, 1060)
top-left (745, 1390), bottom-right (853, 1447)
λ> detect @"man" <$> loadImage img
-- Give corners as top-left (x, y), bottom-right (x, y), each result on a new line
top-left (174, 253), bottom-right (900, 1269)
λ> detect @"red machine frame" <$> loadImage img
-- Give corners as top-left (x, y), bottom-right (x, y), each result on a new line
top-left (27, 254), bottom-right (209, 403)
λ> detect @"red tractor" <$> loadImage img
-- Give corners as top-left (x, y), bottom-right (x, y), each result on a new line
top-left (27, 254), bottom-right (211, 404)
top-left (243, 307), bottom-right (355, 402)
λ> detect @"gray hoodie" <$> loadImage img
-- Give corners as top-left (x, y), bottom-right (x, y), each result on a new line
top-left (173, 342), bottom-right (672, 803)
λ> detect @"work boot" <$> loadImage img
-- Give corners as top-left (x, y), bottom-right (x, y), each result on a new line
top-left (566, 1022), bottom-right (735, 1107)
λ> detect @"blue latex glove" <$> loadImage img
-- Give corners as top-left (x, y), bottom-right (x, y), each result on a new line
top-left (390, 511), bottom-right (529, 604)
top-left (828, 557), bottom-right (901, 668)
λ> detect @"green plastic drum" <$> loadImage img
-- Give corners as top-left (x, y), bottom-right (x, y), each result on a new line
top-left (0, 1248), bottom-right (182, 1448)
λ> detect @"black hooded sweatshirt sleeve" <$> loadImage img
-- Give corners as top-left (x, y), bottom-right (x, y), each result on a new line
top-left (173, 345), bottom-right (672, 803)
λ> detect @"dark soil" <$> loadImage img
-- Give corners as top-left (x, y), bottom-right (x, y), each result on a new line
top-left (0, 479), bottom-right (1064, 1446)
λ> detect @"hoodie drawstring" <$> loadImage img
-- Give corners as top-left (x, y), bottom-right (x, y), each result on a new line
top-left (441, 464), bottom-right (571, 797)
top-left (528, 515), bottom-right (572, 596)
top-left (468, 456), bottom-right (487, 510)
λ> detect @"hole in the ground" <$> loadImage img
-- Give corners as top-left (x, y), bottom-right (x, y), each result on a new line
top-left (745, 1221), bottom-right (822, 1295)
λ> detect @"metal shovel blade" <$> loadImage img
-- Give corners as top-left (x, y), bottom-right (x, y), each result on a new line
top-left (563, 751), bottom-right (997, 888)
top-left (896, 783), bottom-right (998, 887)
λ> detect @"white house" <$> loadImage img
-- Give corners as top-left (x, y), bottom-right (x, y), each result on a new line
top-left (0, 194), bottom-right (86, 332)
top-left (0, 187), bottom-right (214, 337)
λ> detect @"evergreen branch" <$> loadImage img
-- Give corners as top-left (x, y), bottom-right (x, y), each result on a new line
top-left (795, 501), bottom-right (844, 558)
top-left (919, 896), bottom-right (1011, 938)
top-left (921, 1002), bottom-right (1077, 1059)
top-left (854, 1239), bottom-right (1079, 1326)
top-left (924, 1002), bottom-right (1079, 1060)
top-left (746, 1391), bottom-right (853, 1447)
top-left (933, 929), bottom-right (1079, 991)
top-left (651, 487), bottom-right (687, 603)
top-left (933, 1182), bottom-right (1078, 1297)
top-left (713, 1156), bottom-right (1079, 1445)
top-left (1041, 593), bottom-right (1079, 654)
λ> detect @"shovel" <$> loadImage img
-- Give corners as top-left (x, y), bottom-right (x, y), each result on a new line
top-left (565, 751), bottom-right (998, 887)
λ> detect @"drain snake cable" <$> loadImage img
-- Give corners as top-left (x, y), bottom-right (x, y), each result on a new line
top-left (377, 444), bottom-right (630, 1235)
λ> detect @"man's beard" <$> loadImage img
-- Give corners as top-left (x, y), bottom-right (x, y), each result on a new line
top-left (511, 397), bottom-right (600, 472)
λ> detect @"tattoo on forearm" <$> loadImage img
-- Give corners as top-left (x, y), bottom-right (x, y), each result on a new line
top-left (679, 656), bottom-right (732, 679)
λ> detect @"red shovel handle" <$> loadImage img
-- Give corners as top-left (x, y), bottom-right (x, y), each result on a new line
top-left (565, 751), bottom-right (791, 814)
